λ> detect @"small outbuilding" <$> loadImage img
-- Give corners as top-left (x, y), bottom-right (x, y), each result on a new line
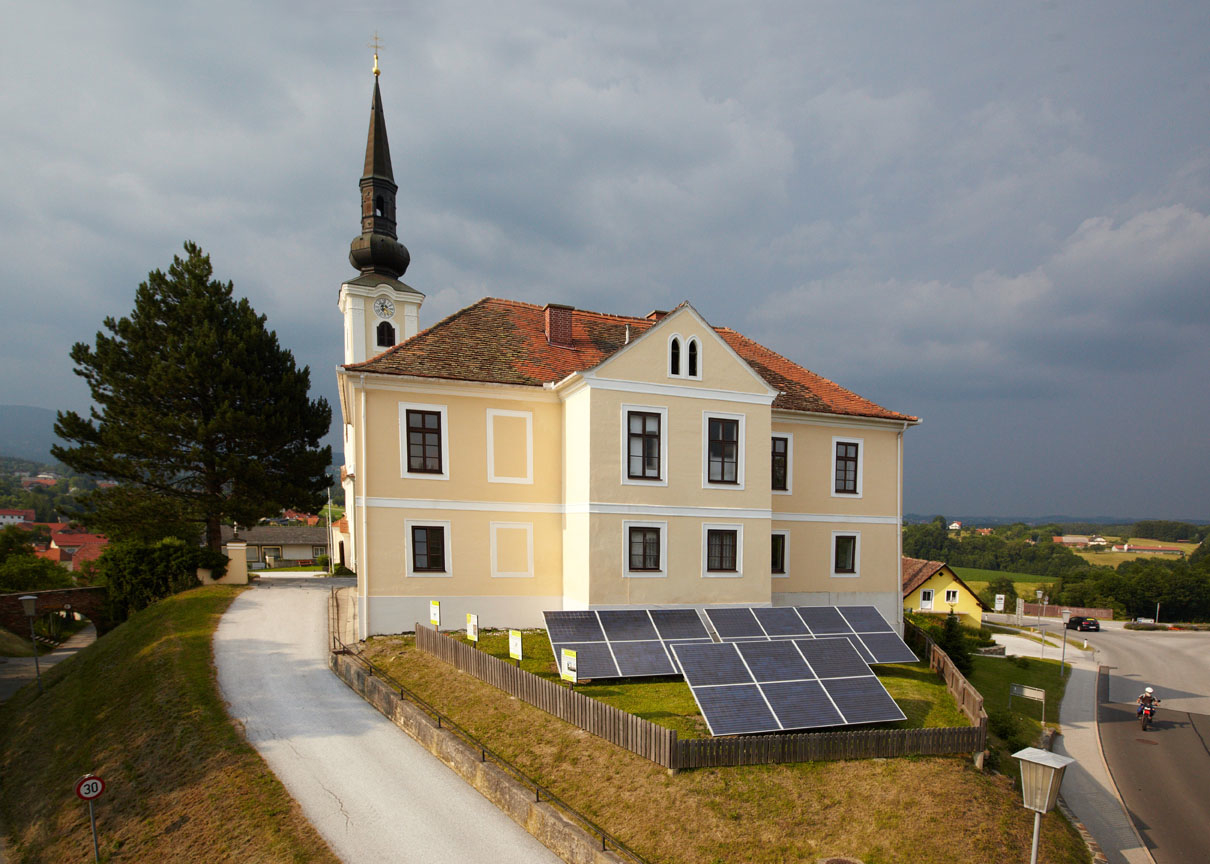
top-left (902, 557), bottom-right (989, 628)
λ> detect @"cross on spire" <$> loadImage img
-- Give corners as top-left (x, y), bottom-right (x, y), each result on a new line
top-left (369, 31), bottom-right (383, 76)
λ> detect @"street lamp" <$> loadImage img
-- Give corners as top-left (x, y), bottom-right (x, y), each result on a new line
top-left (1013, 747), bottom-right (1075, 864)
top-left (18, 595), bottom-right (42, 694)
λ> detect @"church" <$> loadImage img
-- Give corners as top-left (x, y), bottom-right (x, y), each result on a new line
top-left (334, 63), bottom-right (919, 640)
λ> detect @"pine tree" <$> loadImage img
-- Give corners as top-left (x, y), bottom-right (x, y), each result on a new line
top-left (53, 242), bottom-right (332, 549)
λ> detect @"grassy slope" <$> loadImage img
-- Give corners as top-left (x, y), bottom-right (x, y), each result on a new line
top-left (0, 628), bottom-right (38, 657)
top-left (364, 634), bottom-right (1088, 864)
top-left (0, 586), bottom-right (339, 864)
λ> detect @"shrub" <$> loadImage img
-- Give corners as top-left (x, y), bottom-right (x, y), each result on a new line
top-left (97, 538), bottom-right (228, 622)
top-left (936, 613), bottom-right (974, 676)
top-left (315, 554), bottom-right (331, 570)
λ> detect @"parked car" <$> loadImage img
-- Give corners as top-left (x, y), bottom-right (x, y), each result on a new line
top-left (1078, 618), bottom-right (1100, 631)
top-left (1065, 615), bottom-right (1087, 630)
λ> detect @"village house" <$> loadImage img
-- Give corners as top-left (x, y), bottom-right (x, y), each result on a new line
top-left (333, 69), bottom-right (919, 639)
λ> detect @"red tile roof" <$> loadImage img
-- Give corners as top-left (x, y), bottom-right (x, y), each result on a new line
top-left (347, 298), bottom-right (916, 422)
top-left (902, 557), bottom-right (949, 596)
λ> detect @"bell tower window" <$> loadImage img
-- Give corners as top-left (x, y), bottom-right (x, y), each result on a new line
top-left (375, 195), bottom-right (385, 217)
top-left (376, 321), bottom-right (396, 347)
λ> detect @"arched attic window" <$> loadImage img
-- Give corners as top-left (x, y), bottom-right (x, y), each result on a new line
top-left (687, 338), bottom-right (699, 377)
top-left (669, 337), bottom-right (681, 376)
top-left (376, 320), bottom-right (396, 347)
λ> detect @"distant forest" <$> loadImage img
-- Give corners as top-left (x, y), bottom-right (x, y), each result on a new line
top-left (903, 517), bottom-right (1210, 622)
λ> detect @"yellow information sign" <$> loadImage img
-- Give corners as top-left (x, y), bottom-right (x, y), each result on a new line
top-left (429, 600), bottom-right (440, 628)
top-left (509, 629), bottom-right (523, 661)
top-left (466, 613), bottom-right (479, 643)
top-left (560, 648), bottom-right (578, 684)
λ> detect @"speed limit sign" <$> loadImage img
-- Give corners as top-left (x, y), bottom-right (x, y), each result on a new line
top-left (75, 775), bottom-right (105, 800)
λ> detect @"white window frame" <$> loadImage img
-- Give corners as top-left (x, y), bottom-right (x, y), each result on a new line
top-left (702, 411), bottom-right (746, 490)
top-left (702, 522), bottom-right (744, 578)
top-left (945, 588), bottom-right (960, 605)
top-left (771, 432), bottom-right (793, 496)
top-left (489, 521), bottom-right (534, 578)
top-left (620, 404), bottom-right (669, 487)
top-left (685, 336), bottom-right (702, 380)
top-left (830, 530), bottom-right (860, 578)
top-left (623, 520), bottom-right (668, 578)
top-left (486, 408), bottom-right (533, 485)
top-left (920, 589), bottom-right (934, 611)
top-left (399, 402), bottom-right (450, 481)
top-left (405, 519), bottom-right (453, 578)
top-left (667, 332), bottom-right (683, 379)
top-left (831, 435), bottom-right (864, 498)
top-left (771, 529), bottom-right (789, 579)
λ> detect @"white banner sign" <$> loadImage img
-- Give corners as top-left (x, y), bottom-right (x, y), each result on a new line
top-left (994, 594), bottom-right (1005, 612)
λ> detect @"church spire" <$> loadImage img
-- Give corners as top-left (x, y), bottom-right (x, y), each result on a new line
top-left (349, 53), bottom-right (410, 279)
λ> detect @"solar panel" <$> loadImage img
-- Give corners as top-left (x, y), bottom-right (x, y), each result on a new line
top-left (794, 638), bottom-right (871, 679)
top-left (611, 640), bottom-right (676, 677)
top-left (736, 640), bottom-right (813, 682)
top-left (672, 642), bottom-right (753, 686)
top-left (704, 607), bottom-right (766, 639)
top-left (673, 641), bottom-right (906, 736)
top-left (857, 632), bottom-right (918, 664)
top-left (796, 606), bottom-right (851, 635)
top-left (662, 638), bottom-right (715, 672)
top-left (824, 676), bottom-right (906, 724)
top-left (597, 609), bottom-right (659, 641)
top-left (649, 608), bottom-right (711, 640)
top-left (543, 611), bottom-right (606, 644)
top-left (838, 605), bottom-right (895, 633)
top-left (761, 679), bottom-right (844, 729)
top-left (694, 685), bottom-right (780, 736)
top-left (550, 642), bottom-right (619, 679)
top-left (822, 633), bottom-right (876, 664)
top-left (752, 606), bottom-right (810, 636)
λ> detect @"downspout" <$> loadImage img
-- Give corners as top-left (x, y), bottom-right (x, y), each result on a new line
top-left (897, 424), bottom-right (905, 633)
top-left (358, 374), bottom-right (369, 640)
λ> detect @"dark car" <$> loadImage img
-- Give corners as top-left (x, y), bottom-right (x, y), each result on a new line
top-left (1065, 615), bottom-right (1086, 630)
top-left (1078, 618), bottom-right (1100, 631)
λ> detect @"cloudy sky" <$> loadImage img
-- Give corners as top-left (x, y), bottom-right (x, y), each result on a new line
top-left (3, 1), bottom-right (1208, 521)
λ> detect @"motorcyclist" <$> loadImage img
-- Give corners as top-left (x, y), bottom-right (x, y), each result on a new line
top-left (1136, 686), bottom-right (1158, 716)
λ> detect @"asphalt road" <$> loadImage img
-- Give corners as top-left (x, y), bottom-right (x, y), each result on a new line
top-left (1088, 626), bottom-right (1210, 864)
top-left (214, 576), bottom-right (561, 864)
top-left (0, 623), bottom-right (97, 702)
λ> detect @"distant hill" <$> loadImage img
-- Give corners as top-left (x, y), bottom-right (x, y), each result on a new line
top-left (0, 405), bottom-right (59, 463)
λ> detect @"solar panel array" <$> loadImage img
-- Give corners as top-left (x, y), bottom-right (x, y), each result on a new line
top-left (702, 605), bottom-right (918, 665)
top-left (540, 605), bottom-right (916, 736)
top-left (671, 638), bottom-right (907, 735)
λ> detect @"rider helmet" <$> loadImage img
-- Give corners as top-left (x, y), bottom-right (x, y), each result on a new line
top-left (1145, 687), bottom-right (1154, 694)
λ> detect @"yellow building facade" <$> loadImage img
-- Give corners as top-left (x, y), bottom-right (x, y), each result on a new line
top-left (336, 73), bottom-right (919, 639)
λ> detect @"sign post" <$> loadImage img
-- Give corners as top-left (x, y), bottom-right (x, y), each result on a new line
top-left (1015, 597), bottom-right (1024, 628)
top-left (429, 600), bottom-right (440, 630)
top-left (1059, 610), bottom-right (1071, 672)
top-left (1010, 683), bottom-right (1047, 730)
top-left (508, 629), bottom-right (523, 666)
top-left (74, 774), bottom-right (105, 862)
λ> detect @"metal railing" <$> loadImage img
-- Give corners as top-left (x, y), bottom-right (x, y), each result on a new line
top-left (328, 588), bottom-right (651, 864)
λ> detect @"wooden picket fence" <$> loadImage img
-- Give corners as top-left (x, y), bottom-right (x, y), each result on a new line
top-left (415, 620), bottom-right (987, 770)
top-left (415, 623), bottom-right (677, 766)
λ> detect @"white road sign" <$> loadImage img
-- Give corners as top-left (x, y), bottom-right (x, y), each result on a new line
top-left (75, 775), bottom-right (105, 801)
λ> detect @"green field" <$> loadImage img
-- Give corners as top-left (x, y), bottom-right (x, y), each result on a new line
top-left (953, 567), bottom-right (1058, 605)
top-left (1070, 537), bottom-right (1198, 567)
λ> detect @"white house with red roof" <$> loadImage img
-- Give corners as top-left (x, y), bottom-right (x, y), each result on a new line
top-left (334, 68), bottom-right (920, 639)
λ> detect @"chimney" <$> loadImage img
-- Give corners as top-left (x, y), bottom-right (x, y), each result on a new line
top-left (544, 303), bottom-right (574, 348)
top-left (646, 309), bottom-right (668, 321)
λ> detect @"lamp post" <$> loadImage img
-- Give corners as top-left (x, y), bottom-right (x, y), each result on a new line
top-left (18, 595), bottom-right (42, 694)
top-left (1013, 747), bottom-right (1075, 864)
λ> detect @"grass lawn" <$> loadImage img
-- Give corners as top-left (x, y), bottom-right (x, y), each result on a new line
top-left (0, 627), bottom-right (44, 657)
top-left (0, 586), bottom-right (339, 864)
top-left (362, 632), bottom-right (1088, 863)
top-left (967, 653), bottom-right (1070, 777)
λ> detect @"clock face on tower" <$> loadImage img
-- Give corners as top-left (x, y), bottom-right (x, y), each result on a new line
top-left (373, 297), bottom-right (395, 320)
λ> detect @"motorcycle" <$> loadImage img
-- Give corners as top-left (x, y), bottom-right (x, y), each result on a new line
top-left (1139, 699), bottom-right (1161, 730)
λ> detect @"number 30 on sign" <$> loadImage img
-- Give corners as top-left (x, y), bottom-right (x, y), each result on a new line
top-left (75, 775), bottom-right (106, 800)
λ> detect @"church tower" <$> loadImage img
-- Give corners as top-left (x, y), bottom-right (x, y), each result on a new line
top-left (338, 53), bottom-right (424, 365)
